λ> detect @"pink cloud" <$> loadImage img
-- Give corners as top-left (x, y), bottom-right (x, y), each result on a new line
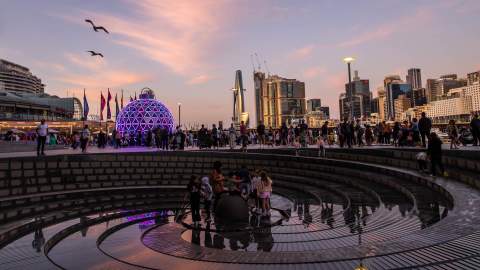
top-left (77, 0), bottom-right (233, 83)
top-left (339, 8), bottom-right (433, 48)
top-left (289, 45), bottom-right (315, 60)
top-left (59, 70), bottom-right (148, 89)
top-left (186, 74), bottom-right (212, 85)
top-left (64, 52), bottom-right (106, 71)
top-left (302, 66), bottom-right (327, 79)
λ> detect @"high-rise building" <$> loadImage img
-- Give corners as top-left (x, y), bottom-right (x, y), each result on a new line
top-left (254, 73), bottom-right (306, 128)
top-left (394, 94), bottom-right (411, 121)
top-left (339, 70), bottom-right (371, 120)
top-left (319, 106), bottom-right (330, 119)
top-left (306, 98), bottom-right (321, 113)
top-left (413, 88), bottom-right (427, 106)
top-left (467, 71), bottom-right (480, 86)
top-left (0, 59), bottom-right (45, 94)
top-left (384, 76), bottom-right (412, 120)
top-left (232, 70), bottom-right (249, 127)
top-left (376, 88), bottom-right (387, 121)
top-left (254, 71), bottom-right (266, 126)
top-left (426, 74), bottom-right (467, 101)
top-left (406, 68), bottom-right (422, 89)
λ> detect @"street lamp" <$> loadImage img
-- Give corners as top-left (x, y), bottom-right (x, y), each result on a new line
top-left (177, 102), bottom-right (182, 128)
top-left (343, 56), bottom-right (355, 121)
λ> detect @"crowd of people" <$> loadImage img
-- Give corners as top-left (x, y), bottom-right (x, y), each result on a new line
top-left (187, 161), bottom-right (273, 227)
top-left (3, 112), bottom-right (477, 157)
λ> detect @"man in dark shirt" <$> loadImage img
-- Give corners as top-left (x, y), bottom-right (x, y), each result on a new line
top-left (427, 132), bottom-right (445, 177)
top-left (470, 114), bottom-right (480, 146)
top-left (418, 112), bottom-right (432, 148)
top-left (257, 121), bottom-right (266, 147)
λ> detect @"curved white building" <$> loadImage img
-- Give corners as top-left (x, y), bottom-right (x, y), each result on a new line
top-left (0, 59), bottom-right (44, 94)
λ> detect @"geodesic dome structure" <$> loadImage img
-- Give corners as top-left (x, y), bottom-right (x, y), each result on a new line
top-left (115, 88), bottom-right (175, 135)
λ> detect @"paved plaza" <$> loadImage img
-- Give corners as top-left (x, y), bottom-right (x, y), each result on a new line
top-left (0, 147), bottom-right (479, 269)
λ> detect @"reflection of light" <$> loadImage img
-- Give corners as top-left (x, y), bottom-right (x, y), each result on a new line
top-left (123, 211), bottom-right (169, 229)
top-left (354, 263), bottom-right (368, 270)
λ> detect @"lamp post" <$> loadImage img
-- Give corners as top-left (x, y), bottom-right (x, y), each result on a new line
top-left (177, 102), bottom-right (181, 128)
top-left (343, 57), bottom-right (355, 121)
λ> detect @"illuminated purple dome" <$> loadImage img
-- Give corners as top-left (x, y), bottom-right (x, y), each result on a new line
top-left (115, 88), bottom-right (175, 135)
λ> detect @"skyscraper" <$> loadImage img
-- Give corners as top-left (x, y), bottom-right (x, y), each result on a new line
top-left (306, 98), bottom-right (321, 113)
top-left (406, 68), bottom-right (422, 89)
top-left (254, 73), bottom-right (306, 128)
top-left (384, 75), bottom-right (412, 120)
top-left (467, 71), bottom-right (480, 86)
top-left (254, 71), bottom-right (265, 126)
top-left (338, 70), bottom-right (371, 119)
top-left (426, 74), bottom-right (467, 101)
top-left (232, 70), bottom-right (249, 127)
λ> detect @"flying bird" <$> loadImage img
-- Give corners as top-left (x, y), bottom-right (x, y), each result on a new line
top-left (85, 19), bottom-right (109, 34)
top-left (86, 51), bottom-right (104, 58)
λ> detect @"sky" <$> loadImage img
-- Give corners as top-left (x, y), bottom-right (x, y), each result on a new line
top-left (1, 0), bottom-right (480, 126)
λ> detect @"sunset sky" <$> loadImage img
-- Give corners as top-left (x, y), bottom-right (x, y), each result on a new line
top-left (1, 0), bottom-right (480, 125)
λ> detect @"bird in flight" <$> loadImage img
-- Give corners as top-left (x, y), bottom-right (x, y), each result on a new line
top-left (85, 19), bottom-right (109, 34)
top-left (86, 51), bottom-right (104, 58)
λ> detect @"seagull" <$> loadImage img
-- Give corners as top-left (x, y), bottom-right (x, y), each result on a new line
top-left (86, 51), bottom-right (104, 58)
top-left (85, 19), bottom-right (109, 34)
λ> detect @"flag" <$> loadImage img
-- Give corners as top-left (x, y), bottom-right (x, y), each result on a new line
top-left (83, 88), bottom-right (89, 120)
top-left (115, 92), bottom-right (119, 118)
top-left (100, 91), bottom-right (106, 121)
top-left (106, 88), bottom-right (112, 120)
top-left (120, 89), bottom-right (124, 109)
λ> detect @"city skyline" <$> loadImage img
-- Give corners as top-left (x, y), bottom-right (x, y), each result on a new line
top-left (1, 0), bottom-right (480, 124)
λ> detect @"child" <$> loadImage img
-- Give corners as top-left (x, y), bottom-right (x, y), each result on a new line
top-left (258, 172), bottom-right (273, 216)
top-left (250, 170), bottom-right (262, 213)
top-left (200, 176), bottom-right (213, 222)
top-left (416, 151), bottom-right (428, 173)
top-left (187, 175), bottom-right (201, 226)
top-left (317, 135), bottom-right (325, 157)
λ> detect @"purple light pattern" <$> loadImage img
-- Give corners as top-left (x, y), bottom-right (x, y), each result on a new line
top-left (115, 98), bottom-right (175, 135)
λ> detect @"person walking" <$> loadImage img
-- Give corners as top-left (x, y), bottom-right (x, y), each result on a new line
top-left (418, 112), bottom-right (432, 148)
top-left (228, 123), bottom-right (236, 149)
top-left (257, 121), bottom-right (266, 148)
top-left (447, 119), bottom-right (459, 149)
top-left (355, 119), bottom-right (364, 147)
top-left (80, 125), bottom-right (90, 153)
top-left (240, 121), bottom-right (248, 152)
top-left (470, 114), bottom-right (480, 146)
top-left (187, 175), bottom-right (202, 227)
top-left (427, 132), bottom-right (446, 177)
top-left (200, 176), bottom-right (213, 222)
top-left (36, 119), bottom-right (48, 156)
top-left (365, 124), bottom-right (373, 146)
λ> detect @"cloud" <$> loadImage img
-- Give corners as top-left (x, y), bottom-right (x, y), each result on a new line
top-left (338, 8), bottom-right (433, 48)
top-left (186, 74), bottom-right (212, 85)
top-left (302, 66), bottom-right (327, 79)
top-left (64, 52), bottom-right (106, 71)
top-left (32, 61), bottom-right (66, 73)
top-left (289, 45), bottom-right (315, 60)
top-left (59, 70), bottom-right (148, 89)
top-left (76, 0), bottom-right (233, 83)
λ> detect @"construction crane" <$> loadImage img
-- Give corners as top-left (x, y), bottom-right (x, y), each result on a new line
top-left (254, 53), bottom-right (262, 71)
top-left (264, 60), bottom-right (271, 76)
top-left (250, 54), bottom-right (256, 73)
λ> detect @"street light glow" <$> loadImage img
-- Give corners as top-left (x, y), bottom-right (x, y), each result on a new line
top-left (343, 56), bottom-right (355, 63)
top-left (177, 102), bottom-right (182, 106)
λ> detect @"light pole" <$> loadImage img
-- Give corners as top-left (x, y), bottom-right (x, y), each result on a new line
top-left (177, 102), bottom-right (181, 128)
top-left (343, 57), bottom-right (355, 121)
